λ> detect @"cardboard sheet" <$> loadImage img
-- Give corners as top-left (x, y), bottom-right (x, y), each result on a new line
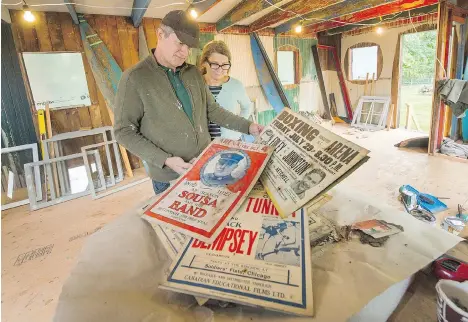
top-left (53, 185), bottom-right (462, 322)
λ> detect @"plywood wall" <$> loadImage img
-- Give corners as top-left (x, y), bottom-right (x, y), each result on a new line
top-left (10, 11), bottom-right (140, 168)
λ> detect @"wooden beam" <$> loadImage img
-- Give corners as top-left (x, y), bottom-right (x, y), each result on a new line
top-left (192, 0), bottom-right (222, 17)
top-left (323, 4), bottom-right (438, 35)
top-left (451, 19), bottom-right (467, 139)
top-left (311, 44), bottom-right (331, 120)
top-left (131, 0), bottom-right (152, 28)
top-left (302, 0), bottom-right (438, 35)
top-left (217, 0), bottom-right (284, 32)
top-left (249, 0), bottom-right (345, 33)
top-left (63, 0), bottom-right (79, 25)
top-left (429, 1), bottom-right (451, 154)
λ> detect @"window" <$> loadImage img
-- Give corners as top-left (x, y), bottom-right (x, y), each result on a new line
top-left (349, 46), bottom-right (378, 80)
top-left (278, 51), bottom-right (295, 85)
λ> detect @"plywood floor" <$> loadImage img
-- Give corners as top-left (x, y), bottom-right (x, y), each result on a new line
top-left (2, 126), bottom-right (468, 322)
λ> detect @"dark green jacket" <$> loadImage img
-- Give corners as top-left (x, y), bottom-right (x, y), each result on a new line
top-left (114, 55), bottom-right (252, 182)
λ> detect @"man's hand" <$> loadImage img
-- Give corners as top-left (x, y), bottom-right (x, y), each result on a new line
top-left (165, 157), bottom-right (192, 175)
top-left (249, 123), bottom-right (264, 137)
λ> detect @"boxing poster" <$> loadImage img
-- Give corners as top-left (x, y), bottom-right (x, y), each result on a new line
top-left (142, 139), bottom-right (273, 243)
top-left (160, 187), bottom-right (313, 316)
top-left (255, 109), bottom-right (370, 217)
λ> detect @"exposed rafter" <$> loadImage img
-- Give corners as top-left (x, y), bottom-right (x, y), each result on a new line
top-left (248, 0), bottom-right (346, 33)
top-left (275, 0), bottom-right (407, 34)
top-left (304, 0), bottom-right (438, 34)
top-left (216, 0), bottom-right (284, 32)
top-left (63, 0), bottom-right (79, 25)
top-left (131, 0), bottom-right (152, 28)
top-left (191, 0), bottom-right (223, 17)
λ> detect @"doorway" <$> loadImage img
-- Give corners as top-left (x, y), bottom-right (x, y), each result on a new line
top-left (398, 30), bottom-right (437, 133)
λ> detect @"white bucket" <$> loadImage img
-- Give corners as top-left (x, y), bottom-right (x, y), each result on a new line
top-left (436, 279), bottom-right (468, 322)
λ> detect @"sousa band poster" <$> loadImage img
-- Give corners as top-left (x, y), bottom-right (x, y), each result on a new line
top-left (255, 109), bottom-right (369, 217)
top-left (160, 186), bottom-right (313, 316)
top-left (142, 139), bottom-right (273, 243)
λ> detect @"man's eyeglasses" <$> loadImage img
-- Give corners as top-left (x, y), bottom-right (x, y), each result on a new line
top-left (207, 61), bottom-right (231, 71)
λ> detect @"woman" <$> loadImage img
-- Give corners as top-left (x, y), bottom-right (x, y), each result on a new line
top-left (199, 40), bottom-right (253, 141)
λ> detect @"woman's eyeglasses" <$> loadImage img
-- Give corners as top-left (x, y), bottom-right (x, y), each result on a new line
top-left (207, 61), bottom-right (231, 71)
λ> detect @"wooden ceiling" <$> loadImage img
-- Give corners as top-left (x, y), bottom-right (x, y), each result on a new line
top-left (2, 0), bottom-right (445, 34)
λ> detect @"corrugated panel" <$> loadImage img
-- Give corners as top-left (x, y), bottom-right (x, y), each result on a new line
top-left (214, 33), bottom-right (259, 87)
top-left (187, 32), bottom-right (215, 66)
top-left (1, 21), bottom-right (37, 149)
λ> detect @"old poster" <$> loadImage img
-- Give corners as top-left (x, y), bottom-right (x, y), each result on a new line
top-left (142, 139), bottom-right (273, 243)
top-left (255, 109), bottom-right (369, 217)
top-left (160, 187), bottom-right (313, 316)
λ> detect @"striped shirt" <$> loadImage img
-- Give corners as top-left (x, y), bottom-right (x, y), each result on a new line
top-left (208, 85), bottom-right (222, 139)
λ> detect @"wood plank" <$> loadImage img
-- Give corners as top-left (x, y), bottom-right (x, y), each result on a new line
top-left (127, 21), bottom-right (139, 65)
top-left (97, 90), bottom-right (112, 126)
top-left (105, 16), bottom-right (124, 69)
top-left (45, 104), bottom-right (60, 196)
top-left (77, 107), bottom-right (93, 130)
top-left (251, 0), bottom-right (346, 33)
top-left (116, 16), bottom-right (133, 70)
top-left (46, 12), bottom-right (65, 51)
top-left (316, 0), bottom-right (439, 35)
top-left (34, 12), bottom-right (53, 52)
top-left (391, 35), bottom-right (402, 128)
top-left (436, 7), bottom-right (453, 149)
top-left (93, 15), bottom-right (110, 47)
top-left (143, 18), bottom-right (158, 50)
top-left (9, 10), bottom-right (26, 52)
top-left (217, 0), bottom-right (285, 31)
top-left (429, 2), bottom-right (450, 154)
top-left (81, 53), bottom-right (100, 106)
top-left (20, 11), bottom-right (40, 52)
top-left (59, 12), bottom-right (79, 52)
top-left (88, 105), bottom-right (103, 128)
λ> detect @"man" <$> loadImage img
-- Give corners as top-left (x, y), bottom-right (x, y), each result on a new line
top-left (114, 10), bottom-right (263, 194)
top-left (290, 168), bottom-right (326, 199)
top-left (202, 152), bottom-right (245, 186)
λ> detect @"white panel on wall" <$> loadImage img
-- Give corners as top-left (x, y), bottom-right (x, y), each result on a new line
top-left (23, 52), bottom-right (91, 110)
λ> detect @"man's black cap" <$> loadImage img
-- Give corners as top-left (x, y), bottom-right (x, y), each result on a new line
top-left (162, 10), bottom-right (200, 48)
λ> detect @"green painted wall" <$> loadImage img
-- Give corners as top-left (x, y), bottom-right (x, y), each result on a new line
top-left (257, 36), bottom-right (317, 125)
top-left (187, 33), bottom-right (215, 66)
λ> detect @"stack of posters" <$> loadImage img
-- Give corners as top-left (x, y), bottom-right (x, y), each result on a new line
top-left (142, 110), bottom-right (370, 316)
top-left (159, 186), bottom-right (313, 316)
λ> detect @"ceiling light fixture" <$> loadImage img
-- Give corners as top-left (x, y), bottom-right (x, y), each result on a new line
top-left (23, 4), bottom-right (35, 22)
top-left (189, 8), bottom-right (198, 19)
top-left (294, 22), bottom-right (303, 33)
top-left (376, 27), bottom-right (383, 34)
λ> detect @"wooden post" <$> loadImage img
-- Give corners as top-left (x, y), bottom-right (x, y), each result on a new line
top-left (429, 1), bottom-right (451, 154)
top-left (45, 104), bottom-right (60, 197)
top-left (386, 104), bottom-right (395, 131)
top-left (364, 73), bottom-right (369, 95)
top-left (405, 103), bottom-right (412, 130)
top-left (105, 104), bottom-right (134, 178)
top-left (411, 111), bottom-right (422, 132)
